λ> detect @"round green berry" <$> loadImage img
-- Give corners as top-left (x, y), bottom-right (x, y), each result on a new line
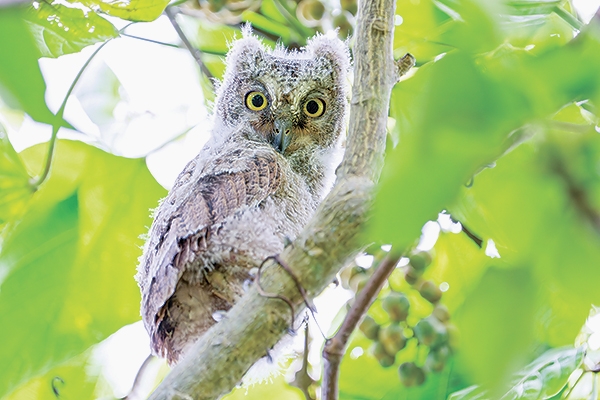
top-left (382, 292), bottom-right (410, 323)
top-left (398, 362), bottom-right (426, 386)
top-left (418, 280), bottom-right (442, 304)
top-left (378, 324), bottom-right (407, 355)
top-left (359, 315), bottom-right (380, 340)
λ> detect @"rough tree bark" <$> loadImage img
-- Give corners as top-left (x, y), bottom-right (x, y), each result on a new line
top-left (148, 0), bottom-right (401, 397)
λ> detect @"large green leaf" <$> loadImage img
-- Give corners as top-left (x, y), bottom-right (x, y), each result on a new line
top-left (77, 0), bottom-right (170, 22)
top-left (338, 335), bottom-right (466, 399)
top-left (0, 140), bottom-right (166, 398)
top-left (425, 230), bottom-right (491, 313)
top-left (372, 13), bottom-right (600, 250)
top-left (394, 0), bottom-right (578, 63)
top-left (0, 8), bottom-right (57, 126)
top-left (451, 112), bottom-right (600, 346)
top-left (25, 1), bottom-right (119, 58)
top-left (0, 125), bottom-right (33, 227)
top-left (370, 50), bottom-right (528, 250)
top-left (455, 267), bottom-right (538, 389)
top-left (448, 346), bottom-right (584, 400)
top-left (5, 351), bottom-right (100, 400)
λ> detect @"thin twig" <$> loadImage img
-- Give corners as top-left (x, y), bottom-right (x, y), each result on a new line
top-left (165, 6), bottom-right (214, 81)
top-left (145, 125), bottom-right (194, 156)
top-left (121, 33), bottom-right (179, 48)
top-left (321, 253), bottom-right (401, 400)
top-left (550, 155), bottom-right (600, 235)
top-left (461, 224), bottom-right (483, 248)
top-left (291, 323), bottom-right (316, 400)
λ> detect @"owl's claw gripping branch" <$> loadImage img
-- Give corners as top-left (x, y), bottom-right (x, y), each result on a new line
top-left (256, 254), bottom-right (317, 329)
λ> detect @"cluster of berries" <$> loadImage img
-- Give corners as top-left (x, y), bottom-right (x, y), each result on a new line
top-left (343, 251), bottom-right (456, 387)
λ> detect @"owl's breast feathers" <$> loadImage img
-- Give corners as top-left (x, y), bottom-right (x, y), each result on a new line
top-left (137, 145), bottom-right (284, 340)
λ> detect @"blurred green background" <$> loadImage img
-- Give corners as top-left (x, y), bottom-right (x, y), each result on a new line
top-left (1, 0), bottom-right (600, 398)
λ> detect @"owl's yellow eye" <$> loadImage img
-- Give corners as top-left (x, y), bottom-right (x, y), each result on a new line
top-left (245, 91), bottom-right (268, 111)
top-left (304, 98), bottom-right (325, 117)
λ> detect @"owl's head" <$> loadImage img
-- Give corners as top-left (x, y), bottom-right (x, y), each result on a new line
top-left (214, 30), bottom-right (350, 155)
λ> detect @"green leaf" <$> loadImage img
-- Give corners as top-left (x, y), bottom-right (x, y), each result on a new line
top-left (260, 0), bottom-right (289, 25)
top-left (370, 51), bottom-right (527, 249)
top-left (0, 8), bottom-right (57, 126)
top-left (182, 15), bottom-right (239, 56)
top-left (338, 334), bottom-right (467, 399)
top-left (435, 0), bottom-right (503, 55)
top-left (394, 0), bottom-right (454, 63)
top-left (0, 140), bottom-right (166, 398)
top-left (505, 0), bottom-right (562, 16)
top-left (448, 346), bottom-right (584, 400)
top-left (0, 125), bottom-right (33, 226)
top-left (451, 124), bottom-right (600, 347)
top-left (426, 231), bottom-right (491, 314)
top-left (505, 346), bottom-right (584, 399)
top-left (394, 0), bottom-right (502, 63)
top-left (241, 10), bottom-right (294, 44)
top-left (6, 351), bottom-right (100, 400)
top-left (78, 0), bottom-right (169, 22)
top-left (373, 16), bottom-right (600, 252)
top-left (25, 2), bottom-right (119, 58)
top-left (455, 267), bottom-right (538, 390)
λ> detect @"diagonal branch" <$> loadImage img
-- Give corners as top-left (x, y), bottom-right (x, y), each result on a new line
top-left (147, 0), bottom-right (400, 397)
top-left (165, 6), bottom-right (214, 81)
top-left (322, 253), bottom-right (401, 400)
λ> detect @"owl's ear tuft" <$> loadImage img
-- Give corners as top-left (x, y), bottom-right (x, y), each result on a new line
top-left (306, 32), bottom-right (350, 75)
top-left (225, 28), bottom-right (265, 73)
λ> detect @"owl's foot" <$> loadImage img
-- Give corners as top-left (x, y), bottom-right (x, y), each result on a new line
top-left (255, 254), bottom-right (317, 329)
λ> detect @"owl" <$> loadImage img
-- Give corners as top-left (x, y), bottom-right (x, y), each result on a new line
top-left (136, 30), bottom-right (350, 365)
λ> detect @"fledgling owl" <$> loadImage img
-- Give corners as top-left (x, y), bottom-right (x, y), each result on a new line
top-left (136, 30), bottom-right (350, 365)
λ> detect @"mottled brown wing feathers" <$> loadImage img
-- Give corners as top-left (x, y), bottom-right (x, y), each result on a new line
top-left (139, 153), bottom-right (283, 327)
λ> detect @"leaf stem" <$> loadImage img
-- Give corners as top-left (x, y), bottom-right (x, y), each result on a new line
top-left (272, 0), bottom-right (314, 40)
top-left (30, 29), bottom-right (123, 190)
top-left (121, 33), bottom-right (179, 48)
top-left (553, 5), bottom-right (583, 31)
top-left (145, 125), bottom-right (195, 156)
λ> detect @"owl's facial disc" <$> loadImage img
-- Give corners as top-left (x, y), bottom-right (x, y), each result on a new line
top-left (272, 119), bottom-right (293, 154)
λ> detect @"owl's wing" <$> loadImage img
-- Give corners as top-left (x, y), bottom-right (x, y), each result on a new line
top-left (137, 151), bottom-right (283, 327)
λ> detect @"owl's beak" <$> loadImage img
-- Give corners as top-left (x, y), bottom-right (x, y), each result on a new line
top-left (272, 119), bottom-right (293, 154)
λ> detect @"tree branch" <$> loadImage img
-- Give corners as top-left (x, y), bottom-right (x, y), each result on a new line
top-left (165, 6), bottom-right (214, 81)
top-left (322, 253), bottom-right (401, 400)
top-left (147, 0), bottom-right (401, 397)
top-left (550, 155), bottom-right (600, 235)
